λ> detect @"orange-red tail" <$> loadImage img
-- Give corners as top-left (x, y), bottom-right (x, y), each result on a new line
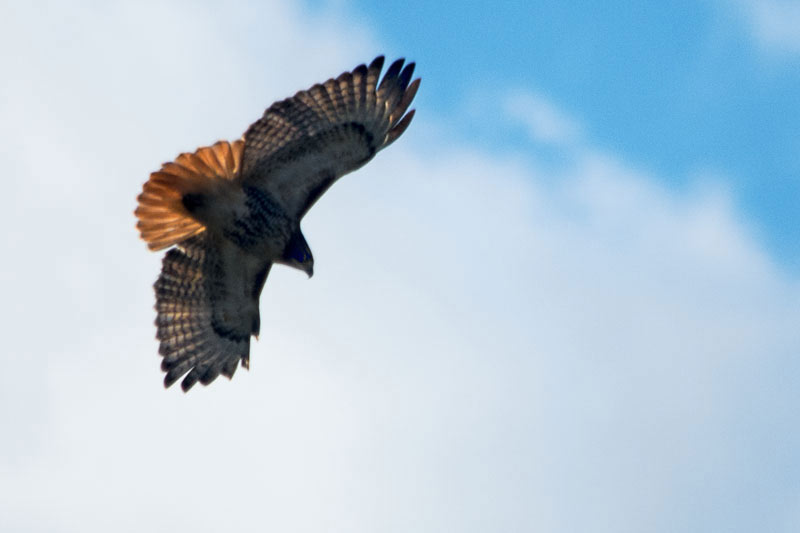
top-left (135, 140), bottom-right (244, 251)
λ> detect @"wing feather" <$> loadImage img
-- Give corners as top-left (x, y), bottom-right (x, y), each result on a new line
top-left (385, 109), bottom-right (416, 148)
top-left (305, 83), bottom-right (337, 123)
top-left (389, 75), bottom-right (420, 126)
top-left (351, 63), bottom-right (367, 117)
top-left (239, 55), bottom-right (420, 219)
top-left (339, 71), bottom-right (356, 119)
top-left (365, 56), bottom-right (385, 118)
top-left (324, 77), bottom-right (344, 120)
top-left (154, 232), bottom-right (270, 391)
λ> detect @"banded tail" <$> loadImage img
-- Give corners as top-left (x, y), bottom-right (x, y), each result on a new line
top-left (135, 140), bottom-right (244, 251)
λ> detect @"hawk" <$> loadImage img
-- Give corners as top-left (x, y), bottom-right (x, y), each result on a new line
top-left (135, 56), bottom-right (419, 391)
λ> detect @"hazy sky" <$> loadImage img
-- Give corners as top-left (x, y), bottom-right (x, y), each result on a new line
top-left (1, 1), bottom-right (799, 532)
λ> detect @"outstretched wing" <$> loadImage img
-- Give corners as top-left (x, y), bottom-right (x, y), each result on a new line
top-left (154, 232), bottom-right (271, 391)
top-left (239, 56), bottom-right (420, 220)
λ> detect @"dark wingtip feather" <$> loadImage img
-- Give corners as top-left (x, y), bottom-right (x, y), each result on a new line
top-left (379, 58), bottom-right (405, 90)
top-left (397, 62), bottom-right (415, 92)
top-left (385, 109), bottom-right (415, 146)
top-left (181, 369), bottom-right (200, 392)
top-left (390, 77), bottom-right (421, 125)
top-left (221, 357), bottom-right (239, 379)
top-left (369, 55), bottom-right (385, 72)
top-left (200, 364), bottom-right (222, 386)
top-left (164, 371), bottom-right (181, 389)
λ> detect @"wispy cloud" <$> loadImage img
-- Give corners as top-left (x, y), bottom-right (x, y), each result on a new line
top-left (2, 1), bottom-right (800, 532)
top-left (736, 0), bottom-right (800, 55)
top-left (502, 89), bottom-right (583, 146)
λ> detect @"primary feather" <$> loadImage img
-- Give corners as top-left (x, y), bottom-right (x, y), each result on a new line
top-left (136, 56), bottom-right (419, 391)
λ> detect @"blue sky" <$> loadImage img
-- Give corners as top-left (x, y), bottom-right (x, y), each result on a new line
top-left (347, 0), bottom-right (800, 270)
top-left (1, 1), bottom-right (799, 532)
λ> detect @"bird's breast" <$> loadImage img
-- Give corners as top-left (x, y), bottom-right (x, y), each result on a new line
top-left (222, 186), bottom-right (293, 257)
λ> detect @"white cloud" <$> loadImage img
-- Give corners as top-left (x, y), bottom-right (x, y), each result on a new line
top-left (2, 2), bottom-right (800, 532)
top-left (503, 89), bottom-right (583, 146)
top-left (736, 0), bottom-right (800, 55)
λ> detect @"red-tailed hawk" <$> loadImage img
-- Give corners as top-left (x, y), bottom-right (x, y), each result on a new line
top-left (135, 56), bottom-right (419, 391)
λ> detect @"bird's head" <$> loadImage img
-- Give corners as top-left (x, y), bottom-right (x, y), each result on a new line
top-left (294, 251), bottom-right (314, 279)
top-left (282, 230), bottom-right (314, 278)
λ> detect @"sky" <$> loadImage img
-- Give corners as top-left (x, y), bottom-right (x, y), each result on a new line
top-left (1, 1), bottom-right (799, 532)
top-left (350, 0), bottom-right (800, 271)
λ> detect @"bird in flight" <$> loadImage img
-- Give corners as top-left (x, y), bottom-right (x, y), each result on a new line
top-left (135, 56), bottom-right (419, 391)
